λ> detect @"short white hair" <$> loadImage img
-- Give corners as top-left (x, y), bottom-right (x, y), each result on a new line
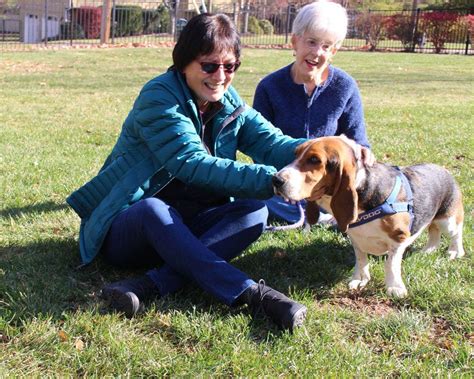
top-left (292, 1), bottom-right (348, 48)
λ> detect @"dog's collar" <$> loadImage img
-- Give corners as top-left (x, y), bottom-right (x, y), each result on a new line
top-left (349, 167), bottom-right (414, 229)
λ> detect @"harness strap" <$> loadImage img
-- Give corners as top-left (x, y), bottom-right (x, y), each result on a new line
top-left (349, 167), bottom-right (414, 229)
top-left (265, 201), bottom-right (306, 232)
top-left (398, 168), bottom-right (414, 230)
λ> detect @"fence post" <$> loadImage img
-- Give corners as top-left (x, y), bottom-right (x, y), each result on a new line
top-left (100, 0), bottom-right (112, 44)
top-left (243, 3), bottom-right (249, 34)
top-left (465, 33), bottom-right (471, 56)
top-left (411, 8), bottom-right (420, 52)
top-left (173, 0), bottom-right (180, 42)
top-left (365, 9), bottom-right (371, 45)
top-left (465, 9), bottom-right (470, 55)
top-left (233, 2), bottom-right (238, 28)
top-left (69, 5), bottom-right (73, 47)
top-left (44, 0), bottom-right (48, 46)
top-left (285, 4), bottom-right (291, 44)
top-left (111, 0), bottom-right (115, 44)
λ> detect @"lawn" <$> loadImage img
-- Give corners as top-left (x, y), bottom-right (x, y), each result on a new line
top-left (0, 47), bottom-right (473, 376)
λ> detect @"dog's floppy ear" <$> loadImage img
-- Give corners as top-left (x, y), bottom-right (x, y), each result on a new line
top-left (294, 140), bottom-right (314, 157)
top-left (330, 151), bottom-right (358, 232)
top-left (305, 201), bottom-right (320, 225)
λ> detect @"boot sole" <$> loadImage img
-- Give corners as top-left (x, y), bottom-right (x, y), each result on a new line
top-left (101, 288), bottom-right (142, 318)
top-left (290, 305), bottom-right (307, 331)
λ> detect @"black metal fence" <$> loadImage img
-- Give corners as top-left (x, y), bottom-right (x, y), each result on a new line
top-left (1, 1), bottom-right (472, 55)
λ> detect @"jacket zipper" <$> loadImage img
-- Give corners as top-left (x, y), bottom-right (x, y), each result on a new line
top-left (153, 103), bottom-right (245, 196)
top-left (214, 105), bottom-right (245, 155)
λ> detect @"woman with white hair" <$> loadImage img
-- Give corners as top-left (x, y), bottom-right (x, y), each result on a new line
top-left (253, 0), bottom-right (371, 224)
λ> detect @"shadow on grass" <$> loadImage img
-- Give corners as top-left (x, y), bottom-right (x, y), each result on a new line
top-left (137, 233), bottom-right (357, 341)
top-left (0, 229), bottom-right (354, 340)
top-left (234, 234), bottom-right (355, 299)
top-left (0, 201), bottom-right (69, 219)
top-left (1, 237), bottom-right (97, 324)
top-left (0, 235), bottom-right (158, 323)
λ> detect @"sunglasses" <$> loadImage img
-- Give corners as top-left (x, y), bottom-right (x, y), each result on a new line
top-left (200, 61), bottom-right (241, 74)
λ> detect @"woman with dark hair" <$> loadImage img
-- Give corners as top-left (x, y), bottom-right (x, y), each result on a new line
top-left (67, 13), bottom-right (308, 331)
top-left (69, 12), bottom-right (375, 331)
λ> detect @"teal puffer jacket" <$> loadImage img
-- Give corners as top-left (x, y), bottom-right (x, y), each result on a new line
top-left (67, 69), bottom-right (304, 264)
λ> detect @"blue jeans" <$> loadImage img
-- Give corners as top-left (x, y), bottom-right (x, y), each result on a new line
top-left (101, 197), bottom-right (268, 306)
top-left (265, 195), bottom-right (334, 224)
top-left (265, 195), bottom-right (306, 223)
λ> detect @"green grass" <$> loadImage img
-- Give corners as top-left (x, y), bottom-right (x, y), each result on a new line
top-left (1, 48), bottom-right (473, 376)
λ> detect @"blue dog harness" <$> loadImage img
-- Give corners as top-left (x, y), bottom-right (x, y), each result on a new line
top-left (349, 167), bottom-right (414, 230)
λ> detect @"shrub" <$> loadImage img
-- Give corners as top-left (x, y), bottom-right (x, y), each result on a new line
top-left (354, 12), bottom-right (387, 51)
top-left (448, 15), bottom-right (471, 43)
top-left (384, 13), bottom-right (416, 51)
top-left (259, 19), bottom-right (274, 35)
top-left (142, 5), bottom-right (170, 34)
top-left (466, 14), bottom-right (474, 41)
top-left (112, 5), bottom-right (143, 37)
top-left (420, 11), bottom-right (460, 53)
top-left (157, 5), bottom-right (170, 33)
top-left (248, 16), bottom-right (263, 34)
top-left (59, 21), bottom-right (85, 40)
top-left (71, 6), bottom-right (101, 39)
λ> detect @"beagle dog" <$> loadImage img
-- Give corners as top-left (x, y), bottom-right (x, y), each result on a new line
top-left (273, 136), bottom-right (465, 298)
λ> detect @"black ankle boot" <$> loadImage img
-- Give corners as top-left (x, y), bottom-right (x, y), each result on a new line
top-left (100, 275), bottom-right (159, 317)
top-left (243, 280), bottom-right (307, 331)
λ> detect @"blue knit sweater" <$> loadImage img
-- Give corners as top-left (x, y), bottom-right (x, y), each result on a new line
top-left (253, 64), bottom-right (370, 148)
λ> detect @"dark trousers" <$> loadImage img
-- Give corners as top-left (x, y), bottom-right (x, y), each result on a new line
top-left (101, 197), bottom-right (268, 305)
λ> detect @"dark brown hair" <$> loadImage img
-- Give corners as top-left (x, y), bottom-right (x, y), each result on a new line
top-left (172, 13), bottom-right (241, 72)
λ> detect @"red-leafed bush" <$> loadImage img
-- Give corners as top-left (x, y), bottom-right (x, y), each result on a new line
top-left (421, 11), bottom-right (460, 53)
top-left (72, 6), bottom-right (102, 39)
top-left (354, 12), bottom-right (388, 51)
top-left (384, 13), bottom-right (416, 51)
top-left (465, 14), bottom-right (474, 40)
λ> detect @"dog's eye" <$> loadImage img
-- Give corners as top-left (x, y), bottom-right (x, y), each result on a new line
top-left (307, 156), bottom-right (321, 165)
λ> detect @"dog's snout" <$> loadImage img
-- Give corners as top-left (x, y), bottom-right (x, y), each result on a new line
top-left (272, 174), bottom-right (286, 189)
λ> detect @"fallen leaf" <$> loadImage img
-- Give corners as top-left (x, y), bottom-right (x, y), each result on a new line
top-left (75, 338), bottom-right (85, 351)
top-left (58, 330), bottom-right (68, 342)
top-left (0, 333), bottom-right (10, 343)
top-left (439, 338), bottom-right (454, 350)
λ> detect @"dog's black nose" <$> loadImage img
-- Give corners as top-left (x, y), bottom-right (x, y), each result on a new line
top-left (272, 174), bottom-right (285, 188)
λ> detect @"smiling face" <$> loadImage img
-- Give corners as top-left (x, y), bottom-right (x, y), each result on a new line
top-left (183, 50), bottom-right (237, 111)
top-left (291, 32), bottom-right (338, 85)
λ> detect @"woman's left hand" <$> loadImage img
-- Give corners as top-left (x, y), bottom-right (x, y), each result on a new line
top-left (361, 146), bottom-right (376, 167)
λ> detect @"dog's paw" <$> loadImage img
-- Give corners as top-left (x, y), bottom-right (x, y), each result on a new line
top-left (422, 245), bottom-right (438, 254)
top-left (449, 249), bottom-right (465, 260)
top-left (349, 279), bottom-right (368, 290)
top-left (387, 286), bottom-right (407, 298)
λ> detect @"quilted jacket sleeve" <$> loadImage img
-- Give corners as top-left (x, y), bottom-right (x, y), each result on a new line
top-left (133, 78), bottom-right (280, 199)
top-left (236, 105), bottom-right (305, 169)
